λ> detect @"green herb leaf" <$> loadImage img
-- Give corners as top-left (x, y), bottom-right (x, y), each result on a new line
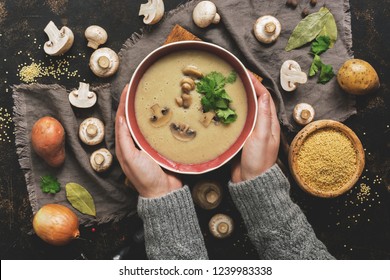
top-left (309, 54), bottom-right (322, 76)
top-left (196, 71), bottom-right (238, 124)
top-left (317, 12), bottom-right (337, 48)
top-left (318, 63), bottom-right (335, 84)
top-left (226, 71), bottom-right (237, 84)
top-left (40, 175), bottom-right (61, 194)
top-left (285, 7), bottom-right (331, 51)
top-left (216, 108), bottom-right (237, 124)
top-left (66, 182), bottom-right (96, 217)
top-left (311, 36), bottom-right (331, 55)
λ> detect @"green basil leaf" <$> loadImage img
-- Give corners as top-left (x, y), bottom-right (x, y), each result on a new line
top-left (285, 7), bottom-right (330, 51)
top-left (66, 182), bottom-right (96, 217)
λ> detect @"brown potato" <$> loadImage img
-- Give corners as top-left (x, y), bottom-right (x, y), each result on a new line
top-left (31, 116), bottom-right (65, 167)
top-left (337, 59), bottom-right (380, 95)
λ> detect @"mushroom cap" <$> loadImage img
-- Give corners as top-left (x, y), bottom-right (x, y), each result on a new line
top-left (85, 25), bottom-right (108, 49)
top-left (150, 104), bottom-right (172, 127)
top-left (280, 60), bottom-right (307, 92)
top-left (90, 148), bottom-right (112, 172)
top-left (293, 103), bottom-right (315, 125)
top-left (89, 47), bottom-right (120, 78)
top-left (79, 117), bottom-right (105, 145)
top-left (193, 1), bottom-right (220, 28)
top-left (254, 15), bottom-right (281, 44)
top-left (170, 123), bottom-right (196, 141)
top-left (192, 180), bottom-right (222, 210)
top-left (139, 0), bottom-right (165, 25)
top-left (69, 82), bottom-right (97, 108)
top-left (209, 214), bottom-right (234, 238)
top-left (43, 21), bottom-right (74, 56)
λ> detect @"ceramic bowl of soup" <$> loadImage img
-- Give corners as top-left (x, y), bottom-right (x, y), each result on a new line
top-left (125, 41), bottom-right (257, 174)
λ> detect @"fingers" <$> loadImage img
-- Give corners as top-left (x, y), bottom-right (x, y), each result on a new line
top-left (116, 84), bottom-right (129, 120)
top-left (115, 85), bottom-right (135, 165)
top-left (248, 72), bottom-right (268, 98)
top-left (269, 96), bottom-right (280, 140)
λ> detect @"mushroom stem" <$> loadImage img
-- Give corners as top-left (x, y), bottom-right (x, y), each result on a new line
top-left (205, 190), bottom-right (218, 204)
top-left (77, 82), bottom-right (91, 100)
top-left (94, 153), bottom-right (105, 165)
top-left (98, 56), bottom-right (110, 69)
top-left (44, 21), bottom-right (63, 44)
top-left (86, 124), bottom-right (98, 137)
top-left (300, 109), bottom-right (311, 120)
top-left (212, 13), bottom-right (221, 24)
top-left (265, 22), bottom-right (276, 34)
top-left (217, 222), bottom-right (229, 234)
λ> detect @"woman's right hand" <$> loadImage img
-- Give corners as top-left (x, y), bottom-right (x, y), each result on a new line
top-left (115, 85), bottom-right (183, 198)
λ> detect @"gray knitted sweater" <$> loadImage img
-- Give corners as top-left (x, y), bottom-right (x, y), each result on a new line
top-left (137, 164), bottom-right (334, 260)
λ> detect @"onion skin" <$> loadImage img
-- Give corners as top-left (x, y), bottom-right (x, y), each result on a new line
top-left (33, 204), bottom-right (80, 246)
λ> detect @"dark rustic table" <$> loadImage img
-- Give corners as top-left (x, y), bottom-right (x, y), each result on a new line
top-left (0, 0), bottom-right (389, 260)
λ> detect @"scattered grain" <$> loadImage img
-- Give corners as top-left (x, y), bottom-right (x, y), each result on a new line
top-left (0, 107), bottom-right (13, 143)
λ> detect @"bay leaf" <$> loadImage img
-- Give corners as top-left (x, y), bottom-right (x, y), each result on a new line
top-left (66, 182), bottom-right (96, 217)
top-left (318, 12), bottom-right (338, 48)
top-left (285, 7), bottom-right (330, 51)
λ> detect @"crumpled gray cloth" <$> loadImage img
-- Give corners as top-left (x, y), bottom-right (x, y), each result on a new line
top-left (13, 84), bottom-right (137, 226)
top-left (112, 0), bottom-right (355, 131)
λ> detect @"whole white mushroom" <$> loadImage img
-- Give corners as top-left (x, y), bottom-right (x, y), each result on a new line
top-left (193, 1), bottom-right (220, 28)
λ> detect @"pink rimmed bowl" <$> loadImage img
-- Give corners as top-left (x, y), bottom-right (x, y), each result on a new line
top-left (125, 41), bottom-right (257, 174)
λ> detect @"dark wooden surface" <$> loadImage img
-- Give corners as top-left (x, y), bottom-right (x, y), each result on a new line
top-left (0, 0), bottom-right (389, 260)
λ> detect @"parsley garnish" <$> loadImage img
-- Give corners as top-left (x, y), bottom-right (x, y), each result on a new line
top-left (309, 36), bottom-right (335, 84)
top-left (40, 175), bottom-right (61, 194)
top-left (196, 71), bottom-right (238, 124)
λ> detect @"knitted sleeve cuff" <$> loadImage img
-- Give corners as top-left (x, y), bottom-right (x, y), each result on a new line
top-left (228, 164), bottom-right (296, 228)
top-left (137, 186), bottom-right (208, 259)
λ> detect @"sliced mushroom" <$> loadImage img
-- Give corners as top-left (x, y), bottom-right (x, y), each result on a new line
top-left (293, 103), bottom-right (315, 125)
top-left (209, 214), bottom-right (234, 239)
top-left (79, 117), bottom-right (105, 145)
top-left (85, 25), bottom-right (108, 49)
top-left (193, 1), bottom-right (221, 28)
top-left (182, 65), bottom-right (204, 79)
top-left (280, 60), bottom-right (308, 92)
top-left (192, 180), bottom-right (222, 210)
top-left (254, 15), bottom-right (281, 44)
top-left (200, 111), bottom-right (216, 127)
top-left (90, 148), bottom-right (112, 172)
top-left (180, 77), bottom-right (195, 93)
top-left (150, 104), bottom-right (172, 127)
top-left (170, 123), bottom-right (196, 141)
top-left (89, 47), bottom-right (120, 78)
top-left (139, 0), bottom-right (165, 25)
top-left (43, 21), bottom-right (74, 56)
top-left (69, 82), bottom-right (97, 108)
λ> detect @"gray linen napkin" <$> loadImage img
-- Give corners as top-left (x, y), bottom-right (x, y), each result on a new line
top-left (111, 0), bottom-right (355, 131)
top-left (13, 84), bottom-right (136, 226)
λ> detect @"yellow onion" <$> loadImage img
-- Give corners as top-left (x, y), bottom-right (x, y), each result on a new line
top-left (33, 204), bottom-right (80, 246)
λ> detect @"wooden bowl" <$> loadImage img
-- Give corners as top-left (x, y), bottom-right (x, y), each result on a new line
top-left (288, 120), bottom-right (365, 198)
